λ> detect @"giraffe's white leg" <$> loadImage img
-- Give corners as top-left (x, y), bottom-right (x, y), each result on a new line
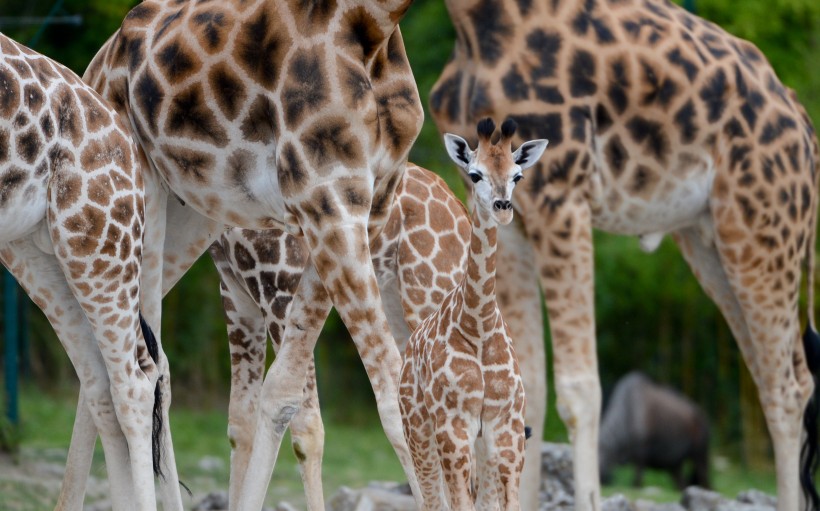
top-left (211, 241), bottom-right (270, 510)
top-left (495, 216), bottom-right (545, 510)
top-left (288, 358), bottom-right (326, 511)
top-left (150, 190), bottom-right (221, 511)
top-left (676, 220), bottom-right (811, 511)
top-left (474, 429), bottom-right (499, 511)
top-left (301, 215), bottom-right (422, 503)
top-left (526, 204), bottom-right (601, 511)
top-left (46, 165), bottom-right (159, 511)
top-left (0, 239), bottom-right (136, 511)
top-left (236, 261), bottom-right (331, 511)
top-left (55, 392), bottom-right (97, 511)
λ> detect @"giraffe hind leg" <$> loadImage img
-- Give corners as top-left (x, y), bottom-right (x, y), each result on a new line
top-left (0, 238), bottom-right (136, 510)
top-left (675, 217), bottom-right (812, 511)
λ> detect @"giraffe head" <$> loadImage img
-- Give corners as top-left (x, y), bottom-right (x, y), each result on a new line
top-left (444, 118), bottom-right (548, 225)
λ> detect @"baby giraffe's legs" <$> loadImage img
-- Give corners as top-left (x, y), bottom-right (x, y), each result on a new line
top-left (474, 432), bottom-right (499, 511)
top-left (399, 365), bottom-right (446, 511)
top-left (435, 412), bottom-right (480, 511)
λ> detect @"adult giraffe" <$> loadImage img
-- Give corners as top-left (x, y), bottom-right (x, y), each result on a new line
top-left (429, 0), bottom-right (820, 510)
top-left (0, 33), bottom-right (163, 510)
top-left (81, 0), bottom-right (425, 508)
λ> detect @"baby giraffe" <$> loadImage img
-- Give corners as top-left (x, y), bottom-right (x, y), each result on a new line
top-left (399, 118), bottom-right (548, 511)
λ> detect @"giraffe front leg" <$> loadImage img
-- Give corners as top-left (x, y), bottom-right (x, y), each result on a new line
top-left (236, 262), bottom-right (331, 511)
top-left (289, 358), bottom-right (326, 511)
top-left (495, 216), bottom-right (545, 511)
top-left (527, 203), bottom-right (601, 511)
top-left (294, 204), bottom-right (422, 502)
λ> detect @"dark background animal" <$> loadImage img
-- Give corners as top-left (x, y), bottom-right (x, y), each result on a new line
top-left (599, 371), bottom-right (710, 490)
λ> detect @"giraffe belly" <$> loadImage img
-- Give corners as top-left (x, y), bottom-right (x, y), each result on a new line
top-left (0, 182), bottom-right (47, 245)
top-left (149, 144), bottom-right (289, 230)
top-left (589, 154), bottom-right (716, 239)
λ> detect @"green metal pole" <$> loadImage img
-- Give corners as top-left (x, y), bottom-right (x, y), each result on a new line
top-left (4, 269), bottom-right (19, 425)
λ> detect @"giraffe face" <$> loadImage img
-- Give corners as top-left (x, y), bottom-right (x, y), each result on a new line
top-left (444, 118), bottom-right (548, 225)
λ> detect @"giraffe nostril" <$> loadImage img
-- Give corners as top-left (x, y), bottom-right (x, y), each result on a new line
top-left (494, 200), bottom-right (512, 211)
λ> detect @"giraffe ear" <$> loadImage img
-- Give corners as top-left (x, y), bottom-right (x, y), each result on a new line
top-left (513, 139), bottom-right (549, 170)
top-left (443, 133), bottom-right (473, 169)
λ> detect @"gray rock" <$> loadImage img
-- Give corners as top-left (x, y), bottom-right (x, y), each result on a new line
top-left (540, 442), bottom-right (575, 508)
top-left (736, 490), bottom-right (777, 508)
top-left (715, 504), bottom-right (775, 511)
top-left (193, 490), bottom-right (229, 511)
top-left (603, 494), bottom-right (635, 511)
top-left (327, 483), bottom-right (416, 511)
top-left (634, 499), bottom-right (685, 511)
top-left (681, 486), bottom-right (731, 511)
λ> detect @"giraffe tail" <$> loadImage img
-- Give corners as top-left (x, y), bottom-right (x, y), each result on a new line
top-left (139, 312), bottom-right (165, 480)
top-left (799, 104), bottom-right (820, 510)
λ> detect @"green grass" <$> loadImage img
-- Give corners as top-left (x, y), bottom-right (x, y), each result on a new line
top-left (601, 461), bottom-right (776, 503)
top-left (0, 384), bottom-right (780, 510)
top-left (1, 384), bottom-right (406, 510)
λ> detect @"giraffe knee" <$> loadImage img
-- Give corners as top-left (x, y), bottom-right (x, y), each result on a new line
top-left (259, 400), bottom-right (301, 435)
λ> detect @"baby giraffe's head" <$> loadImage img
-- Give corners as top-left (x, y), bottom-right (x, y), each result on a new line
top-left (444, 118), bottom-right (548, 225)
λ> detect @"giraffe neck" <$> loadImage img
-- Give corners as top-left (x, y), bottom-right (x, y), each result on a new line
top-left (460, 200), bottom-right (499, 330)
top-left (444, 0), bottom-right (551, 59)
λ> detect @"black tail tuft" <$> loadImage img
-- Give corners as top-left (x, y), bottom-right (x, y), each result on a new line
top-left (139, 312), bottom-right (164, 480)
top-left (524, 426), bottom-right (532, 441)
top-left (800, 325), bottom-right (820, 510)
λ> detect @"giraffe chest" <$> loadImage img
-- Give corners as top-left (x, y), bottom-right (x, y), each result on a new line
top-left (586, 141), bottom-right (717, 238)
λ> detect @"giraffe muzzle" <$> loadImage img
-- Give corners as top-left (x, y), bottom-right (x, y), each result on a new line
top-left (494, 200), bottom-right (512, 211)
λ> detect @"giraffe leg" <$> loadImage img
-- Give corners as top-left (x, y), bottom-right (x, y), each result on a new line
top-left (210, 238), bottom-right (268, 509)
top-left (289, 357), bottom-right (326, 511)
top-left (47, 170), bottom-right (159, 511)
top-left (0, 239), bottom-right (136, 510)
top-left (236, 261), bottom-right (331, 511)
top-left (55, 392), bottom-right (97, 511)
top-left (474, 430), bottom-right (499, 511)
top-left (435, 413), bottom-right (479, 511)
top-left (211, 229), bottom-right (327, 510)
top-left (675, 224), bottom-right (812, 511)
top-left (151, 194), bottom-right (222, 510)
top-left (526, 205), bottom-right (601, 511)
top-left (297, 213), bottom-right (422, 501)
top-left (495, 216), bottom-right (545, 510)
top-left (399, 363), bottom-right (446, 511)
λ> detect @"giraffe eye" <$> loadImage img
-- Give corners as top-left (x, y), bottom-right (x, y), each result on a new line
top-left (513, 174), bottom-right (523, 183)
top-left (468, 173), bottom-right (482, 183)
